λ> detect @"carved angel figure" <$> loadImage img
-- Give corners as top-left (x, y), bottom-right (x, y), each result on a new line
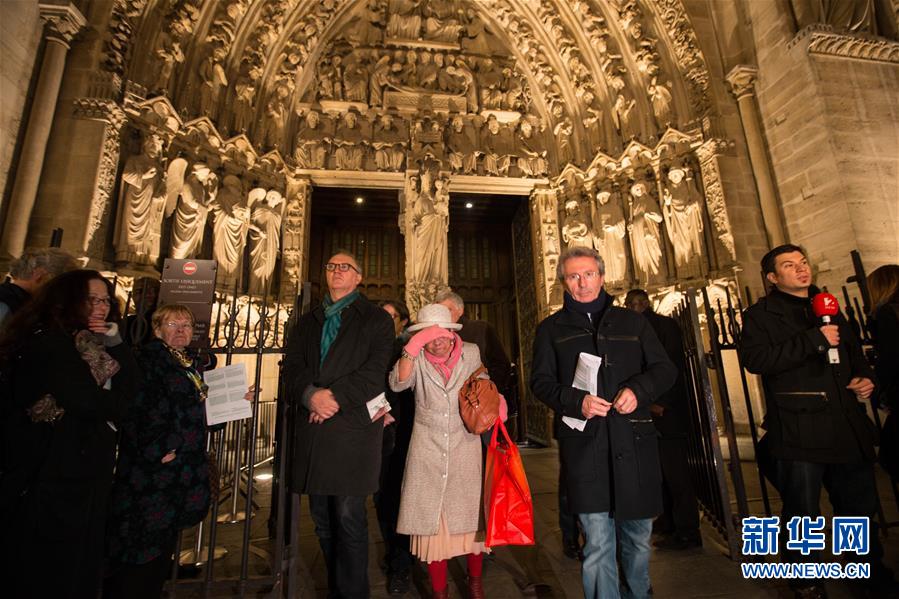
top-left (628, 181), bottom-right (664, 281)
top-left (249, 189), bottom-right (285, 296)
top-left (198, 46), bottom-right (228, 119)
top-left (168, 162), bottom-right (219, 260)
top-left (662, 166), bottom-right (704, 266)
top-left (591, 189), bottom-right (628, 283)
top-left (114, 133), bottom-right (166, 267)
top-left (211, 176), bottom-right (257, 282)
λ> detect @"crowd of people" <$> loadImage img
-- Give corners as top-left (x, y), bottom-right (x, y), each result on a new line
top-left (0, 244), bottom-right (896, 599)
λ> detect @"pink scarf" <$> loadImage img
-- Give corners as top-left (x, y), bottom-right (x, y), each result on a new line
top-left (423, 332), bottom-right (463, 383)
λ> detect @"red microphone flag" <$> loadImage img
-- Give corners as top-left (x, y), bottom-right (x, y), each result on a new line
top-left (812, 293), bottom-right (839, 318)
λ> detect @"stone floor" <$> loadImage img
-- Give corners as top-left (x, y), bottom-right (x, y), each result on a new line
top-left (168, 447), bottom-right (899, 598)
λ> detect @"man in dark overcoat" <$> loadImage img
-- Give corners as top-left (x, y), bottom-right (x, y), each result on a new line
top-left (625, 288), bottom-right (700, 551)
top-left (283, 250), bottom-right (394, 599)
top-left (740, 244), bottom-right (896, 598)
top-left (531, 247), bottom-right (676, 599)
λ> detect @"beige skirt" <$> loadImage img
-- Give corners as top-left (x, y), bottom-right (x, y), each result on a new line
top-left (410, 511), bottom-right (490, 563)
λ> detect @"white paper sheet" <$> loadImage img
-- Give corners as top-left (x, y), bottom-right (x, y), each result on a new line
top-left (366, 392), bottom-right (391, 420)
top-left (204, 363), bottom-right (252, 426)
top-left (562, 352), bottom-right (603, 431)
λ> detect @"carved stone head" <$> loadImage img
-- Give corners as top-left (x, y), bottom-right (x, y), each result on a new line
top-left (667, 167), bottom-right (685, 185)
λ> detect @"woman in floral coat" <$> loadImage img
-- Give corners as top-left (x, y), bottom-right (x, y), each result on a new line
top-left (105, 305), bottom-right (217, 598)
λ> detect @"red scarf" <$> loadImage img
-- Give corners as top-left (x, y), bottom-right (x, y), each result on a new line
top-left (423, 332), bottom-right (463, 383)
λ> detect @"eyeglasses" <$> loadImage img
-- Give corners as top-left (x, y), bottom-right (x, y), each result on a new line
top-left (87, 295), bottom-right (111, 306)
top-left (325, 262), bottom-right (360, 273)
top-left (563, 271), bottom-right (601, 283)
top-left (164, 322), bottom-right (194, 331)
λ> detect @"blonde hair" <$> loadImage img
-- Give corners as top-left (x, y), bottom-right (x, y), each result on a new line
top-left (868, 264), bottom-right (899, 314)
top-left (151, 304), bottom-right (195, 332)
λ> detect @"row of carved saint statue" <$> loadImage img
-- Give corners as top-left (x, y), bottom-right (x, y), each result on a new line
top-left (113, 133), bottom-right (285, 296)
top-left (561, 165), bottom-right (706, 286)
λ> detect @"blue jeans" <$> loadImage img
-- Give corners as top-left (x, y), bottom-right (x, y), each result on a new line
top-left (578, 512), bottom-right (652, 599)
top-left (308, 494), bottom-right (370, 599)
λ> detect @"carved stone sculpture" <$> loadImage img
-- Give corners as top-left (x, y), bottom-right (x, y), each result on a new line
top-left (373, 114), bottom-right (407, 171)
top-left (369, 54), bottom-right (392, 106)
top-left (212, 176), bottom-right (256, 283)
top-left (648, 78), bottom-right (673, 128)
top-left (151, 32), bottom-right (185, 93)
top-left (591, 188), bottom-right (628, 284)
top-left (294, 110), bottom-right (330, 169)
top-left (249, 189), bottom-right (285, 296)
top-left (481, 115), bottom-right (513, 176)
top-left (334, 110), bottom-right (366, 170)
top-left (409, 169), bottom-right (449, 294)
top-left (561, 197), bottom-right (593, 249)
top-left (446, 115), bottom-right (478, 174)
top-left (790, 0), bottom-right (898, 39)
top-left (628, 180), bottom-right (664, 281)
top-left (387, 0), bottom-right (424, 39)
top-left (198, 46), bottom-right (228, 119)
top-left (114, 133), bottom-right (166, 267)
top-left (662, 166), bottom-right (704, 267)
top-left (343, 55), bottom-right (369, 103)
top-left (232, 75), bottom-right (256, 133)
top-left (169, 163), bottom-right (219, 259)
top-left (516, 120), bottom-right (548, 177)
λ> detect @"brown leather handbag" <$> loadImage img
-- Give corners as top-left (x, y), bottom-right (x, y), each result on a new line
top-left (459, 366), bottom-right (501, 434)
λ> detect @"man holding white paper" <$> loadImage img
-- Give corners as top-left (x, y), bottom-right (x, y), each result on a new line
top-left (531, 247), bottom-right (676, 599)
top-left (283, 250), bottom-right (395, 599)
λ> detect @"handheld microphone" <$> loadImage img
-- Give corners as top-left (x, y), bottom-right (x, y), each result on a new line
top-left (811, 293), bottom-right (840, 364)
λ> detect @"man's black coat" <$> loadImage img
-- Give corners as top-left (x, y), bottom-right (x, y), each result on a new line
top-left (531, 302), bottom-right (676, 519)
top-left (739, 288), bottom-right (877, 464)
top-left (641, 310), bottom-right (690, 437)
top-left (284, 294), bottom-right (395, 496)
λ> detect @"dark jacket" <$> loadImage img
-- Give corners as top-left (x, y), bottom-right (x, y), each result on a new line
top-left (0, 281), bottom-right (29, 323)
top-left (642, 310), bottom-right (690, 437)
top-left (458, 316), bottom-right (513, 393)
top-left (284, 293), bottom-right (394, 496)
top-left (530, 301), bottom-right (676, 519)
top-left (0, 327), bottom-right (138, 596)
top-left (106, 338), bottom-right (211, 565)
top-left (871, 302), bottom-right (899, 410)
top-left (739, 288), bottom-right (877, 463)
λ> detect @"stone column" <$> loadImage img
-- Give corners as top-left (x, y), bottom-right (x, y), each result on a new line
top-left (1, 3), bottom-right (86, 259)
top-left (694, 139), bottom-right (738, 270)
top-left (280, 176), bottom-right (311, 302)
top-left (726, 65), bottom-right (786, 248)
top-left (528, 186), bottom-right (563, 319)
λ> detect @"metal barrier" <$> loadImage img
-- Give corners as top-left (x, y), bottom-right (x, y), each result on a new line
top-left (672, 288), bottom-right (741, 559)
top-left (117, 278), bottom-right (305, 597)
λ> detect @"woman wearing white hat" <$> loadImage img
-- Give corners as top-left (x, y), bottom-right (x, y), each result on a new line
top-left (389, 303), bottom-right (504, 599)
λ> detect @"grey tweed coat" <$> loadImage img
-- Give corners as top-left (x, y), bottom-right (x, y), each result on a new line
top-left (389, 342), bottom-right (484, 536)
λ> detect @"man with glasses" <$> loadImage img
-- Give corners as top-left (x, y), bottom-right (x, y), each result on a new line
top-left (284, 251), bottom-right (395, 599)
top-left (531, 247), bottom-right (675, 599)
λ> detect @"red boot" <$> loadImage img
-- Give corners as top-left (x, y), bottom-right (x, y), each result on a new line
top-left (468, 576), bottom-right (484, 599)
top-left (433, 587), bottom-right (449, 599)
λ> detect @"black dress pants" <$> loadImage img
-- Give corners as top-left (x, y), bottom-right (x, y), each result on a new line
top-left (309, 494), bottom-right (370, 599)
top-left (657, 436), bottom-right (700, 538)
top-left (775, 459), bottom-right (893, 588)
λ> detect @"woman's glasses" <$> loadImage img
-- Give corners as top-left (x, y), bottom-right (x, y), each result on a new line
top-left (87, 295), bottom-right (111, 306)
top-left (164, 322), bottom-right (194, 331)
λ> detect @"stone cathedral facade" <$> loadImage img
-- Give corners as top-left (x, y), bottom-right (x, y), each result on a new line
top-left (1, 1), bottom-right (897, 435)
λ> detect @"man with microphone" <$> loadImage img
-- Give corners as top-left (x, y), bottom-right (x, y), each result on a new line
top-left (740, 244), bottom-right (895, 598)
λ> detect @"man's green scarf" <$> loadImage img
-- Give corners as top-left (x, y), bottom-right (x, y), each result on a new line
top-left (320, 290), bottom-right (359, 365)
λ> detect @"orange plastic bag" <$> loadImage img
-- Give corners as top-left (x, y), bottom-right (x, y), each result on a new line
top-left (483, 419), bottom-right (535, 547)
